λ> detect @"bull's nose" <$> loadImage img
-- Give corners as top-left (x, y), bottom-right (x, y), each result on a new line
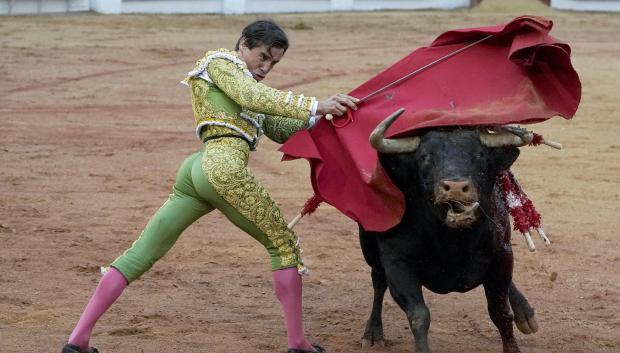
top-left (440, 179), bottom-right (471, 194)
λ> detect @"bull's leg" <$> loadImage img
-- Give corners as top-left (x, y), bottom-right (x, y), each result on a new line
top-left (383, 262), bottom-right (430, 353)
top-left (359, 230), bottom-right (387, 348)
top-left (405, 298), bottom-right (431, 353)
top-left (483, 280), bottom-right (520, 353)
top-left (508, 281), bottom-right (538, 334)
top-left (361, 267), bottom-right (388, 348)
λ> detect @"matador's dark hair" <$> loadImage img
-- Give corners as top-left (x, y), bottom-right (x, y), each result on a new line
top-left (235, 20), bottom-right (289, 53)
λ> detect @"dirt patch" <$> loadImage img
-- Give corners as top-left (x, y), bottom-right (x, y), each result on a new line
top-left (1, 8), bottom-right (619, 353)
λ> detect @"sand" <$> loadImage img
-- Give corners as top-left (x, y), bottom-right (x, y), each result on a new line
top-left (1, 4), bottom-right (619, 353)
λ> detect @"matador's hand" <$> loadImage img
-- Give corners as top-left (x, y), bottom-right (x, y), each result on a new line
top-left (317, 93), bottom-right (359, 117)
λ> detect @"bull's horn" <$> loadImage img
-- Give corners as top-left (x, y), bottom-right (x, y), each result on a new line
top-left (479, 124), bottom-right (534, 148)
top-left (369, 108), bottom-right (420, 153)
top-left (501, 125), bottom-right (535, 144)
top-left (479, 131), bottom-right (527, 147)
top-left (482, 125), bottom-right (563, 149)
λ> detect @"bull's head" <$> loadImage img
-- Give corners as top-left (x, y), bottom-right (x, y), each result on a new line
top-left (370, 108), bottom-right (528, 229)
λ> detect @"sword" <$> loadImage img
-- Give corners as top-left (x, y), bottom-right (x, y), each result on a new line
top-left (326, 34), bottom-right (494, 122)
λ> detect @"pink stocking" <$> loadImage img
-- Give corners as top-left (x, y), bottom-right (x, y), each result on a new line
top-left (68, 267), bottom-right (128, 349)
top-left (272, 267), bottom-right (314, 351)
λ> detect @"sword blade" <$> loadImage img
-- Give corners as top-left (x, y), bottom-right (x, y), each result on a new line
top-left (358, 34), bottom-right (494, 103)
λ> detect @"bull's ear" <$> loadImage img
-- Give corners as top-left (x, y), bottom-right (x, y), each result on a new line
top-left (491, 146), bottom-right (520, 171)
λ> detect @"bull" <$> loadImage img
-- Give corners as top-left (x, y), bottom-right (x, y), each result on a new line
top-left (359, 108), bottom-right (540, 353)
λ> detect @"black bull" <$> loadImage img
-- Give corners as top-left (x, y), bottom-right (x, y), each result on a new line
top-left (359, 109), bottom-right (538, 353)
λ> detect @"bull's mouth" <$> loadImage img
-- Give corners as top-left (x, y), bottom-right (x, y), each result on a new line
top-left (440, 199), bottom-right (480, 228)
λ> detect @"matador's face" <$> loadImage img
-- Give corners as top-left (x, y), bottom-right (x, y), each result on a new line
top-left (238, 42), bottom-right (285, 82)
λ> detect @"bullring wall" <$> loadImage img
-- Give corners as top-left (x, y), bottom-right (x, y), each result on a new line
top-left (1, 0), bottom-right (620, 15)
top-left (0, 0), bottom-right (473, 15)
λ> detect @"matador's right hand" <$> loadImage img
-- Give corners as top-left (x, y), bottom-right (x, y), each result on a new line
top-left (317, 93), bottom-right (359, 117)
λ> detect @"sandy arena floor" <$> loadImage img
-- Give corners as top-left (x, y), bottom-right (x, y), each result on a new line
top-left (1, 2), bottom-right (619, 353)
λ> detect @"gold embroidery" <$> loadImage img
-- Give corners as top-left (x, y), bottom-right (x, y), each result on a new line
top-left (201, 138), bottom-right (302, 268)
top-left (186, 49), bottom-right (313, 149)
top-left (200, 125), bottom-right (244, 141)
top-left (262, 115), bottom-right (308, 144)
top-left (206, 57), bottom-right (313, 120)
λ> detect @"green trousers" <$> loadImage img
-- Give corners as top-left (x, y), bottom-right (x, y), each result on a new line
top-left (111, 137), bottom-right (303, 283)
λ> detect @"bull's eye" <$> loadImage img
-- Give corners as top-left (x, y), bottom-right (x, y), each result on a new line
top-left (477, 151), bottom-right (485, 159)
top-left (421, 153), bottom-right (430, 163)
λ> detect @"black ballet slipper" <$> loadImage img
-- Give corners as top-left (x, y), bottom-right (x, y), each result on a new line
top-left (288, 344), bottom-right (327, 353)
top-left (61, 343), bottom-right (99, 353)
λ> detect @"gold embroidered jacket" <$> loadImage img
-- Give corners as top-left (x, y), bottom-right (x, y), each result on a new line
top-left (183, 48), bottom-right (316, 149)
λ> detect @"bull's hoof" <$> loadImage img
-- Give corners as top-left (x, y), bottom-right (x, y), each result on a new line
top-left (361, 321), bottom-right (386, 348)
top-left (513, 304), bottom-right (539, 334)
top-left (361, 337), bottom-right (386, 348)
top-left (515, 314), bottom-right (538, 335)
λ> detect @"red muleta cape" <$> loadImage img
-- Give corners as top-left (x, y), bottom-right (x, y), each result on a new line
top-left (280, 16), bottom-right (581, 232)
